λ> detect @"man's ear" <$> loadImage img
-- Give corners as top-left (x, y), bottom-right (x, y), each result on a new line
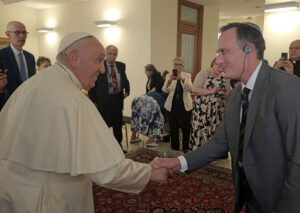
top-left (5, 31), bottom-right (11, 39)
top-left (68, 50), bottom-right (79, 68)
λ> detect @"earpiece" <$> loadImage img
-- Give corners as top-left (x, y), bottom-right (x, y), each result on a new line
top-left (243, 45), bottom-right (252, 54)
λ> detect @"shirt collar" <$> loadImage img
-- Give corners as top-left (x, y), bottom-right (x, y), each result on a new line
top-left (10, 44), bottom-right (22, 55)
top-left (106, 61), bottom-right (115, 68)
top-left (241, 60), bottom-right (262, 91)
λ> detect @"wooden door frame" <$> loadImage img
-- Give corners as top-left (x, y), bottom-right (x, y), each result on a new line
top-left (177, 0), bottom-right (203, 81)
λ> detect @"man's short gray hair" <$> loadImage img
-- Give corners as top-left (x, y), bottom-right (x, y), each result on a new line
top-left (106, 45), bottom-right (118, 53)
top-left (173, 57), bottom-right (184, 64)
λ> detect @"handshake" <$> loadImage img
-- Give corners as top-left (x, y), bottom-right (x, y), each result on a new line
top-left (148, 157), bottom-right (182, 184)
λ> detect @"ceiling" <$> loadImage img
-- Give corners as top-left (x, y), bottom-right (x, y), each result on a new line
top-left (1, 0), bottom-right (94, 10)
top-left (1, 0), bottom-right (298, 19)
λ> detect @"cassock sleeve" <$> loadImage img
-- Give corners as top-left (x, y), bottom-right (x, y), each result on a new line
top-left (85, 159), bottom-right (151, 194)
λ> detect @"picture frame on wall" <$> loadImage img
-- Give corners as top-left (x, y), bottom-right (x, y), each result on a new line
top-left (0, 37), bottom-right (9, 49)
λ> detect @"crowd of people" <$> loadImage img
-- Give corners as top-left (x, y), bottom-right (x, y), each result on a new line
top-left (0, 19), bottom-right (300, 213)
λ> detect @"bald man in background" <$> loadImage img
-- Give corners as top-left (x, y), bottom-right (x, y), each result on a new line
top-left (0, 21), bottom-right (35, 110)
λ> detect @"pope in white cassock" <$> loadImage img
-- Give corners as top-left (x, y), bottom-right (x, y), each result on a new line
top-left (0, 32), bottom-right (168, 213)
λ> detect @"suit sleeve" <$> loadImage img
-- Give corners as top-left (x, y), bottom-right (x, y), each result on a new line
top-left (123, 64), bottom-right (130, 95)
top-left (184, 118), bottom-right (229, 172)
top-left (275, 78), bottom-right (300, 211)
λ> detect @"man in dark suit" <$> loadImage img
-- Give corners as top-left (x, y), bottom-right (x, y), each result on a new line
top-left (154, 23), bottom-right (300, 212)
top-left (0, 21), bottom-right (36, 110)
top-left (89, 45), bottom-right (129, 152)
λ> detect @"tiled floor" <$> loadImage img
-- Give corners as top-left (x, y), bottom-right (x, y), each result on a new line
top-left (120, 124), bottom-right (232, 170)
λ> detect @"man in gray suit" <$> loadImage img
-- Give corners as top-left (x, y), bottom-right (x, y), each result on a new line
top-left (154, 22), bottom-right (300, 213)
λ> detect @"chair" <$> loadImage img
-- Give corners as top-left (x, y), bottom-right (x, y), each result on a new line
top-left (122, 119), bottom-right (129, 148)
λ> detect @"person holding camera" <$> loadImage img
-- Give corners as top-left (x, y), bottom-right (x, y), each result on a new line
top-left (162, 57), bottom-right (193, 153)
top-left (274, 39), bottom-right (300, 77)
top-left (189, 58), bottom-right (230, 151)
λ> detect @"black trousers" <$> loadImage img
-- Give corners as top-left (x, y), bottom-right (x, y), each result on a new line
top-left (168, 97), bottom-right (191, 151)
top-left (101, 94), bottom-right (123, 148)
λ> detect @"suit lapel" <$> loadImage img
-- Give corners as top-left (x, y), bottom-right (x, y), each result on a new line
top-left (244, 62), bottom-right (269, 147)
top-left (7, 46), bottom-right (22, 82)
top-left (23, 51), bottom-right (34, 77)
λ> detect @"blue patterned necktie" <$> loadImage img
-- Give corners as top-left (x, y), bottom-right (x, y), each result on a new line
top-left (18, 52), bottom-right (26, 82)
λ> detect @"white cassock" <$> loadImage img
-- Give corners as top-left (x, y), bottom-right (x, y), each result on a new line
top-left (0, 62), bottom-right (151, 213)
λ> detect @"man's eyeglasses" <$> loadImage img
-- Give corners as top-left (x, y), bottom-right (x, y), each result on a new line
top-left (7, 31), bottom-right (29, 36)
top-left (174, 63), bottom-right (183, 67)
top-left (289, 46), bottom-right (300, 50)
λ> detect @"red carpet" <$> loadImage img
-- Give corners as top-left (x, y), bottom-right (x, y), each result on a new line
top-left (93, 148), bottom-right (236, 213)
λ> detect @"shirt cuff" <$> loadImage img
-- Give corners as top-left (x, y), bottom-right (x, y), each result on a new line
top-left (178, 155), bottom-right (188, 172)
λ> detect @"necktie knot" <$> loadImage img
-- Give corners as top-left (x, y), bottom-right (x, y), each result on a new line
top-left (243, 87), bottom-right (250, 96)
top-left (241, 87), bottom-right (250, 106)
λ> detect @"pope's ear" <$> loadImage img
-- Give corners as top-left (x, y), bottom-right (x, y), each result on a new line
top-left (68, 50), bottom-right (79, 68)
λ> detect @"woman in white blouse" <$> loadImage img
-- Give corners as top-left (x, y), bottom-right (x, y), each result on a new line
top-left (162, 57), bottom-right (193, 153)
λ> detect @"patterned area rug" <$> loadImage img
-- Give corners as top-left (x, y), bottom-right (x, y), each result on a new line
top-left (93, 148), bottom-right (235, 213)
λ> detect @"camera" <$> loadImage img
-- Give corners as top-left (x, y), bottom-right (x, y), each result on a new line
top-left (217, 89), bottom-right (225, 96)
top-left (281, 52), bottom-right (288, 60)
top-left (172, 69), bottom-right (178, 77)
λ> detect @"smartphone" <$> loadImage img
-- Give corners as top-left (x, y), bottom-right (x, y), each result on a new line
top-left (0, 60), bottom-right (5, 73)
top-left (172, 69), bottom-right (178, 77)
top-left (217, 89), bottom-right (226, 96)
top-left (281, 52), bottom-right (288, 60)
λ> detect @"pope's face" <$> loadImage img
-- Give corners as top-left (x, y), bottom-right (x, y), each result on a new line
top-left (76, 37), bottom-right (105, 90)
top-left (216, 28), bottom-right (245, 80)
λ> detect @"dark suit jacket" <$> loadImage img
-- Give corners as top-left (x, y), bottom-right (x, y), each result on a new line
top-left (146, 71), bottom-right (164, 94)
top-left (184, 62), bottom-right (300, 212)
top-left (0, 45), bottom-right (35, 110)
top-left (89, 60), bottom-right (130, 116)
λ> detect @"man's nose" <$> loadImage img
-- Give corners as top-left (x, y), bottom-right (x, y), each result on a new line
top-left (215, 54), bottom-right (223, 65)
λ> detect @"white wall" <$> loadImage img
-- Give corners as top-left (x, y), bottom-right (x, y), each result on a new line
top-left (0, 0), bottom-right (220, 117)
top-left (0, 1), bottom-right (38, 61)
top-left (36, 0), bottom-right (151, 117)
top-left (263, 10), bottom-right (300, 65)
top-left (151, 1), bottom-right (219, 74)
top-left (201, 5), bottom-right (219, 70)
top-left (151, 0), bottom-right (178, 73)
